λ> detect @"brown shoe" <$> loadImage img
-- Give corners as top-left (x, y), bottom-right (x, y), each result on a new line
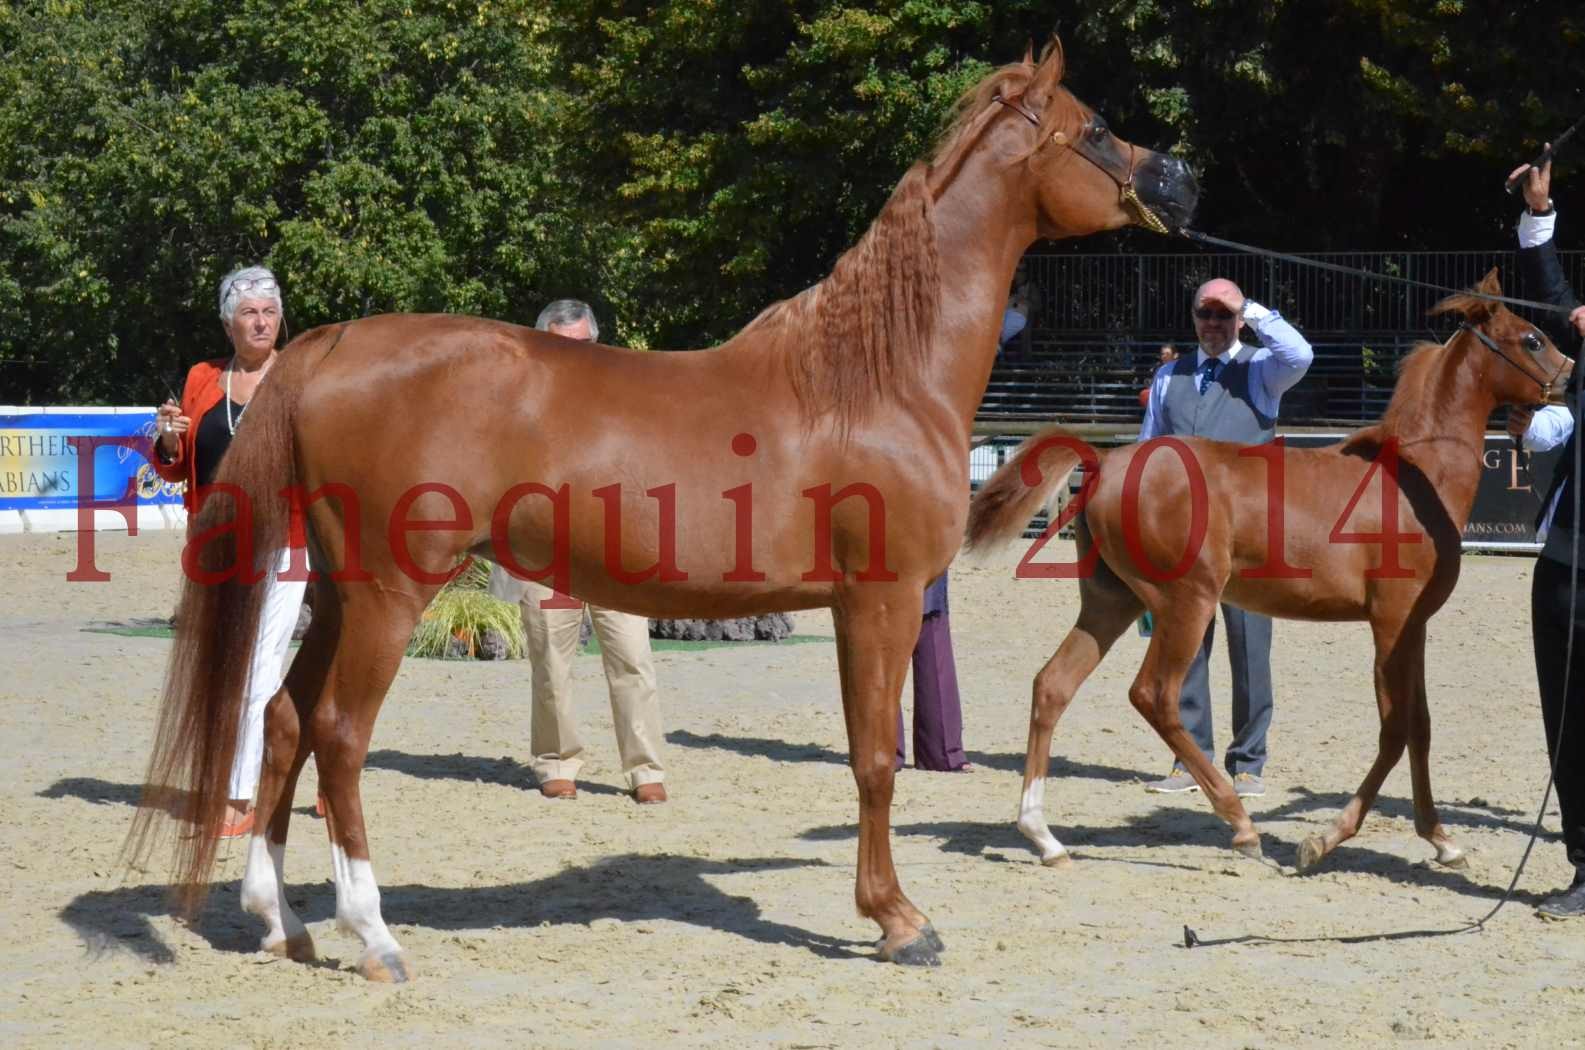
top-left (539, 778), bottom-right (577, 800)
top-left (633, 782), bottom-right (667, 805)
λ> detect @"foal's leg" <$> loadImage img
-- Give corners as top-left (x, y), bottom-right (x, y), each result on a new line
top-left (313, 587), bottom-right (426, 982)
top-left (241, 581), bottom-right (340, 961)
top-left (833, 585), bottom-right (940, 966)
top-left (1296, 617), bottom-right (1414, 871)
top-left (1130, 599), bottom-right (1261, 857)
top-left (1018, 574), bottom-right (1139, 866)
top-left (1404, 627), bottom-right (1465, 867)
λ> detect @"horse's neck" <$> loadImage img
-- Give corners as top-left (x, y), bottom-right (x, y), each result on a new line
top-left (909, 161), bottom-right (1036, 439)
top-left (1381, 352), bottom-right (1495, 524)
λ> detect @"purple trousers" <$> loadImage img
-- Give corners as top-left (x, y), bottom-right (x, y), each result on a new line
top-left (896, 581), bottom-right (967, 770)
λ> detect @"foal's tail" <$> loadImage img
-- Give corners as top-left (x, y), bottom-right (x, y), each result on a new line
top-left (123, 326), bottom-right (338, 917)
top-left (966, 425), bottom-right (1095, 551)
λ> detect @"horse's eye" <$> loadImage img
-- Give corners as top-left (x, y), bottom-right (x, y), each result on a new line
top-left (1088, 122), bottom-right (1110, 143)
top-left (1523, 331), bottom-right (1544, 354)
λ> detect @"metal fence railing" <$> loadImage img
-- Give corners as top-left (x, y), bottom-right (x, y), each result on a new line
top-left (985, 249), bottom-right (1585, 426)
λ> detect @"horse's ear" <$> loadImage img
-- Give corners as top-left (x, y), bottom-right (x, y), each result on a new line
top-left (1029, 36), bottom-right (1066, 97)
top-left (1022, 39), bottom-right (1035, 67)
top-left (1431, 267), bottom-right (1504, 323)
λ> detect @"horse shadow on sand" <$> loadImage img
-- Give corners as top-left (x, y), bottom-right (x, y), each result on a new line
top-left (800, 804), bottom-right (1553, 907)
top-left (61, 852), bottom-right (868, 968)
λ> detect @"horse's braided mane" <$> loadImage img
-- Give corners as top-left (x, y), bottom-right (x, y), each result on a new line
top-left (732, 58), bottom-right (1041, 432)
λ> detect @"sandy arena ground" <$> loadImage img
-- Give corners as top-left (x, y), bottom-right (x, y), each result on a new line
top-left (3, 529), bottom-right (1584, 1048)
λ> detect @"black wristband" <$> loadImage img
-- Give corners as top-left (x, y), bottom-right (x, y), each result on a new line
top-left (1529, 201), bottom-right (1555, 217)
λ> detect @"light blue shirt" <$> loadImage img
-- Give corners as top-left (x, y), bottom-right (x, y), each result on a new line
top-left (1139, 301), bottom-right (1314, 441)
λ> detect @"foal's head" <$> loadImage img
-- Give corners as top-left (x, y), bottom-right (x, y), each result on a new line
top-left (935, 40), bottom-right (1199, 240)
top-left (1432, 268), bottom-right (1574, 408)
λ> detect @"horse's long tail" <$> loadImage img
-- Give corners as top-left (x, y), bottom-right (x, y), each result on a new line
top-left (966, 424), bottom-right (1095, 551)
top-left (123, 326), bottom-right (335, 917)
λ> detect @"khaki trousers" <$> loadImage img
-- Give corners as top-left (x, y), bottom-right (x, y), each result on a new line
top-left (491, 567), bottom-right (664, 788)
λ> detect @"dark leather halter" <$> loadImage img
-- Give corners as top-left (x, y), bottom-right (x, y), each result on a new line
top-left (992, 93), bottom-right (1168, 234)
top-left (1459, 320), bottom-right (1572, 404)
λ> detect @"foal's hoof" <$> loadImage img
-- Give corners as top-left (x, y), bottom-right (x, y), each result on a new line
top-left (357, 949), bottom-right (416, 983)
top-left (878, 933), bottom-right (942, 967)
top-left (1433, 843), bottom-right (1468, 869)
top-left (873, 923), bottom-right (946, 955)
top-left (263, 932), bottom-right (317, 963)
top-left (1041, 850), bottom-right (1074, 870)
top-left (1232, 838), bottom-right (1264, 862)
top-left (1295, 835), bottom-right (1327, 872)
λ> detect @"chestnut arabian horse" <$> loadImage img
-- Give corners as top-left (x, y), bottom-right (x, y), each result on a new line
top-left (125, 43), bottom-right (1198, 977)
top-left (966, 273), bottom-right (1570, 874)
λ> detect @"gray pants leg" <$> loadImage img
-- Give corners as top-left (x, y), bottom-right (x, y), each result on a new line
top-left (1221, 603), bottom-right (1273, 776)
top-left (1175, 618), bottom-right (1218, 766)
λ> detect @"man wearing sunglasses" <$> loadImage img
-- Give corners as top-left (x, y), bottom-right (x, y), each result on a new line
top-left (1138, 278), bottom-right (1314, 798)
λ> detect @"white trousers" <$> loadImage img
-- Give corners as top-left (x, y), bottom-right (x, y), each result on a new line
top-left (229, 548), bottom-right (308, 801)
top-left (488, 565), bottom-right (665, 788)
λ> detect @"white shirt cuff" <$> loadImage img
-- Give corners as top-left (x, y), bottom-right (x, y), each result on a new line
top-left (1518, 211), bottom-right (1556, 249)
top-left (1242, 301), bottom-right (1271, 323)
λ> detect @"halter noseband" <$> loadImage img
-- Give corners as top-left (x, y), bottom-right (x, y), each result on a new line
top-left (992, 93), bottom-right (1168, 235)
top-left (1458, 320), bottom-right (1571, 404)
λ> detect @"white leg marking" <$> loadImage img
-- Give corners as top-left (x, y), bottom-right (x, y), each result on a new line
top-left (1017, 779), bottom-right (1070, 865)
top-left (330, 843), bottom-right (402, 959)
top-left (241, 836), bottom-right (308, 953)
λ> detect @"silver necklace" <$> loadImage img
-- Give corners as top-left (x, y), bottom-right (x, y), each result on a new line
top-left (224, 356), bottom-right (269, 435)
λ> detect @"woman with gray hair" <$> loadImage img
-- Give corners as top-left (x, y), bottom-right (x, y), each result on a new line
top-left (152, 264), bottom-right (309, 837)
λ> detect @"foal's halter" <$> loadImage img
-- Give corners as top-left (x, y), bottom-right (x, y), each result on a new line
top-left (1457, 320), bottom-right (1571, 404)
top-left (993, 93), bottom-right (1169, 235)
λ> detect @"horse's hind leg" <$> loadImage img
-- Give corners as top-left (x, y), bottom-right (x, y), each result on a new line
top-left (1405, 631), bottom-right (1464, 867)
top-left (313, 585), bottom-right (427, 982)
top-left (1296, 616), bottom-right (1415, 872)
top-left (1130, 598), bottom-right (1260, 858)
top-left (242, 576), bottom-right (340, 961)
top-left (1018, 572), bottom-right (1140, 866)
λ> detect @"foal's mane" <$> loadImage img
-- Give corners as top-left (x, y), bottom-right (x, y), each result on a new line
top-left (1378, 340), bottom-right (1448, 436)
top-left (736, 57), bottom-right (1044, 431)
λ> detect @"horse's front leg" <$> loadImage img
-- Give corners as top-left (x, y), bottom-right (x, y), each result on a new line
top-left (1296, 616), bottom-right (1414, 872)
top-left (1404, 629), bottom-right (1465, 867)
top-left (833, 583), bottom-right (941, 966)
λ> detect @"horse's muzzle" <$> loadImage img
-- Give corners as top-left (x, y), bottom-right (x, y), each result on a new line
top-left (1547, 356), bottom-right (1576, 405)
top-left (1134, 154), bottom-right (1199, 231)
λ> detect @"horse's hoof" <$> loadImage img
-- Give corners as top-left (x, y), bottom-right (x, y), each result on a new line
top-left (873, 924), bottom-right (946, 954)
top-left (1232, 838), bottom-right (1264, 861)
top-left (1041, 850), bottom-right (1074, 869)
top-left (1434, 844), bottom-right (1468, 869)
top-left (879, 934), bottom-right (941, 968)
top-left (263, 932), bottom-right (317, 963)
top-left (1295, 835), bottom-right (1327, 872)
top-left (357, 949), bottom-right (416, 983)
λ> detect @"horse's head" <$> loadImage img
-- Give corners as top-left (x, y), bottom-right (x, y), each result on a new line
top-left (990, 40), bottom-right (1199, 239)
top-left (1435, 268), bottom-right (1574, 407)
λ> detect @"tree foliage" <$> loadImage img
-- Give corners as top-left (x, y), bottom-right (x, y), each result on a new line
top-left (2, 0), bottom-right (1581, 402)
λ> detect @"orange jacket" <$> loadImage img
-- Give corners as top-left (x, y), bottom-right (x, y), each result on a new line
top-left (153, 357), bottom-right (305, 550)
top-left (153, 358), bottom-right (228, 512)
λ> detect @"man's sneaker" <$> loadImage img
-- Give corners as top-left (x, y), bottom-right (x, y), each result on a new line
top-left (1536, 874), bottom-right (1585, 920)
top-left (1232, 772), bottom-right (1266, 798)
top-left (1144, 764), bottom-right (1199, 794)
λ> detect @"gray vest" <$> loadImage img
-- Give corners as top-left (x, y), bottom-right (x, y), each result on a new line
top-left (1158, 348), bottom-right (1276, 444)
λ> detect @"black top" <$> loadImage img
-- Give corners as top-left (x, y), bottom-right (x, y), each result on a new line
top-left (194, 398), bottom-right (247, 488)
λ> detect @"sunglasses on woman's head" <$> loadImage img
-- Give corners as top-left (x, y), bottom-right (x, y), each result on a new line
top-left (1194, 306), bottom-right (1235, 321)
top-left (228, 276), bottom-right (278, 296)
